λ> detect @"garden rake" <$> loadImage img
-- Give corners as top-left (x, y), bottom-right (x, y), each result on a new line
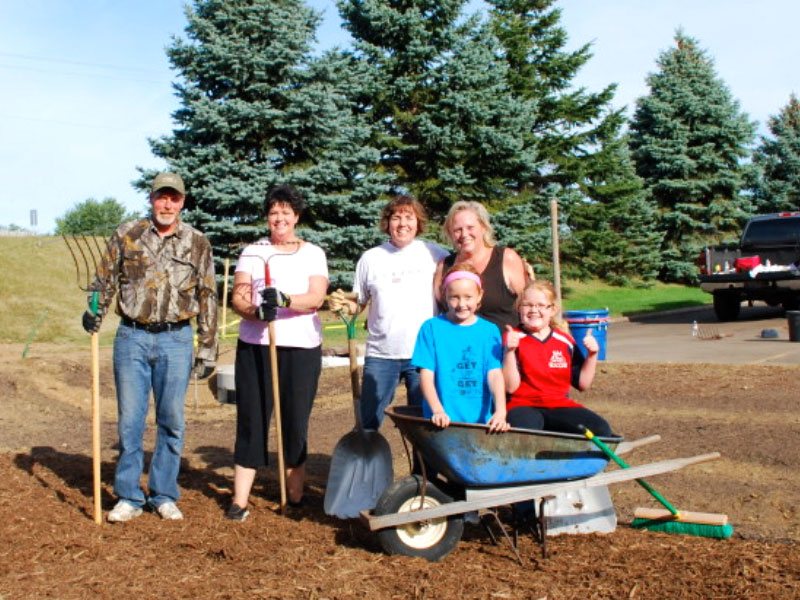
top-left (241, 241), bottom-right (301, 514)
top-left (63, 234), bottom-right (109, 525)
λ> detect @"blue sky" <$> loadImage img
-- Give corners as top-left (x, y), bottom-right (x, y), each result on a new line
top-left (1, 0), bottom-right (798, 234)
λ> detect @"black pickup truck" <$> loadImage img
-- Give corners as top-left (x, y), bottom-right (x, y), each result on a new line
top-left (698, 212), bottom-right (800, 321)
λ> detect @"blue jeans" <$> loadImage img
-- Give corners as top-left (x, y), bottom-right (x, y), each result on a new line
top-left (359, 357), bottom-right (422, 430)
top-left (112, 322), bottom-right (194, 509)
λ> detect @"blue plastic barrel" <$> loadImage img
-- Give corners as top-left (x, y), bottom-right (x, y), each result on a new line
top-left (563, 309), bottom-right (609, 360)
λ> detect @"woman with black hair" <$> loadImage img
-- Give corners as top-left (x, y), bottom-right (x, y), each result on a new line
top-left (227, 184), bottom-right (328, 521)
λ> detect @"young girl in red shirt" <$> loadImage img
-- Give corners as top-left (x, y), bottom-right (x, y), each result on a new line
top-left (502, 280), bottom-right (613, 436)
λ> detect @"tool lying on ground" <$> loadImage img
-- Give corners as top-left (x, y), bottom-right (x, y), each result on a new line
top-left (63, 234), bottom-right (108, 525)
top-left (582, 426), bottom-right (733, 539)
top-left (324, 310), bottom-right (393, 519)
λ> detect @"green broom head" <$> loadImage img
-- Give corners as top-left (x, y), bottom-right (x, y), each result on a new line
top-left (631, 516), bottom-right (734, 539)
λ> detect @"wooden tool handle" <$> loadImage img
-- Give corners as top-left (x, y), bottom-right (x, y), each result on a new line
top-left (634, 507), bottom-right (729, 526)
top-left (616, 435), bottom-right (661, 456)
top-left (91, 331), bottom-right (102, 525)
top-left (268, 321), bottom-right (287, 514)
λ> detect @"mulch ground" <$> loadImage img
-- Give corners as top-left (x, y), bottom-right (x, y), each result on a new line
top-left (1, 351), bottom-right (799, 599)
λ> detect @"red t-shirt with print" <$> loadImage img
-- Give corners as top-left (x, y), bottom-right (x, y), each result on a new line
top-left (507, 328), bottom-right (585, 411)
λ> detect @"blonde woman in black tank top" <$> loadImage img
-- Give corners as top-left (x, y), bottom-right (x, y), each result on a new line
top-left (434, 201), bottom-right (529, 331)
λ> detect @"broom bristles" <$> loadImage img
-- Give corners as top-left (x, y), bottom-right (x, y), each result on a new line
top-left (631, 517), bottom-right (734, 539)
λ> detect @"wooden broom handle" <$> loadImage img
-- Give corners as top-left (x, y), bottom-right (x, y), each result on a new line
top-left (634, 507), bottom-right (729, 526)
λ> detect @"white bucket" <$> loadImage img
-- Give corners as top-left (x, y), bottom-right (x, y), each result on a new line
top-left (215, 364), bottom-right (235, 404)
top-left (540, 486), bottom-right (617, 535)
top-left (321, 355), bottom-right (365, 369)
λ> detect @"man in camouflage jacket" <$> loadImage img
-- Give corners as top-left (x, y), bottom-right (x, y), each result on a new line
top-left (82, 172), bottom-right (217, 523)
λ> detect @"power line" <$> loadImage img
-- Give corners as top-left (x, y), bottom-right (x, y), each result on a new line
top-left (0, 50), bottom-right (166, 75)
top-left (0, 112), bottom-right (170, 133)
top-left (0, 62), bottom-right (170, 86)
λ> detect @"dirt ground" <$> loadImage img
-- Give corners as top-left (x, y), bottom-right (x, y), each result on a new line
top-left (1, 342), bottom-right (798, 599)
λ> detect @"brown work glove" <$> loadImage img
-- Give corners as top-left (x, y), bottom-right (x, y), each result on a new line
top-left (328, 289), bottom-right (357, 315)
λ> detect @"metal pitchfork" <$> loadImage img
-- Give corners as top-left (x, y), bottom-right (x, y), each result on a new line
top-left (241, 240), bottom-right (301, 515)
top-left (63, 233), bottom-right (109, 525)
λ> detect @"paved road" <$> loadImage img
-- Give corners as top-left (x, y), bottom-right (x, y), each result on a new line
top-left (605, 304), bottom-right (800, 365)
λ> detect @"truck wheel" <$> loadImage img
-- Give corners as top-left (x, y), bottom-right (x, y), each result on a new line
top-left (713, 292), bottom-right (741, 321)
top-left (374, 475), bottom-right (464, 562)
top-left (782, 297), bottom-right (800, 311)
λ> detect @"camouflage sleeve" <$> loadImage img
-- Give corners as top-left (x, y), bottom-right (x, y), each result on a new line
top-left (195, 235), bottom-right (218, 362)
top-left (88, 229), bottom-right (123, 315)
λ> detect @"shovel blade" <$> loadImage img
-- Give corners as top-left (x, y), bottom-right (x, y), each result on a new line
top-left (324, 429), bottom-right (394, 519)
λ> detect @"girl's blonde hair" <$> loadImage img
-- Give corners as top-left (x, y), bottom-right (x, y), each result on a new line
top-left (517, 280), bottom-right (569, 332)
top-left (443, 201), bottom-right (497, 248)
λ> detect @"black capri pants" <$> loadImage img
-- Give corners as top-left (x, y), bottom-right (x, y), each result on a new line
top-left (234, 339), bottom-right (322, 468)
top-left (507, 405), bottom-right (614, 437)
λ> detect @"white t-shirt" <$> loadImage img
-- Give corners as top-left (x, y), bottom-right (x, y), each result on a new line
top-left (355, 239), bottom-right (448, 358)
top-left (236, 240), bottom-right (328, 348)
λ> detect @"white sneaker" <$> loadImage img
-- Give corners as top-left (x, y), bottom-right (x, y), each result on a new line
top-left (107, 501), bottom-right (143, 523)
top-left (156, 501), bottom-right (184, 521)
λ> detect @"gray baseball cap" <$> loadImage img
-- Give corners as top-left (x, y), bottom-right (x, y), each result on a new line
top-left (151, 172), bottom-right (185, 195)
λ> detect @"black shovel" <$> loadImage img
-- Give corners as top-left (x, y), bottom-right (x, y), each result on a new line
top-left (324, 312), bottom-right (393, 519)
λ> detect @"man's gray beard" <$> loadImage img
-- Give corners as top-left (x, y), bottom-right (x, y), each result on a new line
top-left (153, 213), bottom-right (177, 227)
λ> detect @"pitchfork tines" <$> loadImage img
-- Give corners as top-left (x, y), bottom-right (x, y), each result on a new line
top-left (62, 234), bottom-right (108, 292)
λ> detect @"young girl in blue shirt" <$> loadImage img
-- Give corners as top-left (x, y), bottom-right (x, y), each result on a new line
top-left (411, 263), bottom-right (509, 431)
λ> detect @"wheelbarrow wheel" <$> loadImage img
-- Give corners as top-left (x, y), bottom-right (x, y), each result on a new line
top-left (374, 475), bottom-right (463, 562)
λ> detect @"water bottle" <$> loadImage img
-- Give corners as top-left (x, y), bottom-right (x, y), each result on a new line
top-left (691, 321), bottom-right (699, 337)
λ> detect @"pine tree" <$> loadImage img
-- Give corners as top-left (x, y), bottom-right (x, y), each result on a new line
top-left (752, 94), bottom-right (800, 213)
top-left (337, 0), bottom-right (539, 217)
top-left (485, 0), bottom-right (659, 283)
top-left (140, 0), bottom-right (389, 286)
top-left (629, 31), bottom-right (756, 282)
top-left (564, 128), bottom-right (663, 285)
top-left (486, 0), bottom-right (618, 190)
top-left (492, 185), bottom-right (563, 279)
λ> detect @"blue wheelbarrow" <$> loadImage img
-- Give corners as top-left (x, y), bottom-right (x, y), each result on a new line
top-left (361, 406), bottom-right (720, 561)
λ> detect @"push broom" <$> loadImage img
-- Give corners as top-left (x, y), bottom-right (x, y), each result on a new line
top-left (582, 427), bottom-right (733, 539)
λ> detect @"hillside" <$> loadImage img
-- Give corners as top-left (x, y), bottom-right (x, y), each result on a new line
top-left (0, 235), bottom-right (109, 345)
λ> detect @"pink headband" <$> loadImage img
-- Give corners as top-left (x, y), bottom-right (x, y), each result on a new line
top-left (442, 270), bottom-right (482, 289)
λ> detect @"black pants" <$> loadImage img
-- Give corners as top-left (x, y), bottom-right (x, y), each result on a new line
top-left (507, 406), bottom-right (614, 437)
top-left (233, 340), bottom-right (322, 468)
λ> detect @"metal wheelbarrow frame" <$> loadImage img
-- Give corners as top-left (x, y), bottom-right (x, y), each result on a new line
top-left (361, 406), bottom-right (719, 562)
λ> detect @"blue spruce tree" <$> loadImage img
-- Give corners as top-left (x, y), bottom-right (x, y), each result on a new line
top-left (752, 95), bottom-right (800, 213)
top-left (337, 0), bottom-right (539, 217)
top-left (140, 0), bottom-right (390, 286)
top-left (629, 31), bottom-right (756, 282)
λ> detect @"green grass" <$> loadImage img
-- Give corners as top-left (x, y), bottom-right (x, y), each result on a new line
top-left (561, 279), bottom-right (709, 318)
top-left (0, 236), bottom-right (370, 351)
top-left (0, 235), bottom-right (115, 347)
top-left (0, 236), bottom-right (708, 348)
top-left (217, 306), bottom-right (368, 350)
